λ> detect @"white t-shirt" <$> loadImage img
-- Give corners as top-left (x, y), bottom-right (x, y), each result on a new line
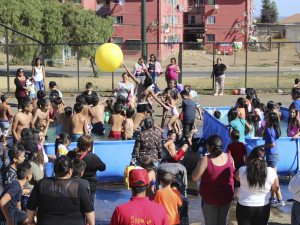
top-left (238, 166), bottom-right (277, 206)
top-left (116, 82), bottom-right (134, 99)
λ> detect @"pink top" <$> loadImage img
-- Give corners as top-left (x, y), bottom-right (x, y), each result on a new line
top-left (200, 154), bottom-right (234, 207)
top-left (167, 64), bottom-right (178, 80)
top-left (288, 122), bottom-right (299, 137)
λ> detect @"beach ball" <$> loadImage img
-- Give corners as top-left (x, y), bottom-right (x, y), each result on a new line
top-left (95, 43), bottom-right (123, 72)
top-left (232, 89), bottom-right (239, 95)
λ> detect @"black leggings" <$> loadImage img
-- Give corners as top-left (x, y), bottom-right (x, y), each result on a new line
top-left (236, 202), bottom-right (270, 225)
top-left (16, 96), bottom-right (29, 110)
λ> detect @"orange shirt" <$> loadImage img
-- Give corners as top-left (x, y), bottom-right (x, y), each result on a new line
top-left (154, 188), bottom-right (183, 225)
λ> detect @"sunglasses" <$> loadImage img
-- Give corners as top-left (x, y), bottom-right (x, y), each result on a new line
top-left (19, 71), bottom-right (24, 73)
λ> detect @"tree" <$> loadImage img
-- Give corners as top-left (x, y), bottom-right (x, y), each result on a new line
top-left (260, 0), bottom-right (279, 23)
top-left (0, 0), bottom-right (115, 74)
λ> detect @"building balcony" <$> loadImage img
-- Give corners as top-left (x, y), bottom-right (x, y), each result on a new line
top-left (97, 4), bottom-right (110, 16)
top-left (188, 6), bottom-right (205, 15)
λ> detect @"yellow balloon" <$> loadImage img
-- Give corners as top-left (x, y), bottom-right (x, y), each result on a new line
top-left (95, 43), bottom-right (123, 72)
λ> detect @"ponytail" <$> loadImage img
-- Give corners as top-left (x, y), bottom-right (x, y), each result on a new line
top-left (144, 117), bottom-right (154, 130)
top-left (206, 134), bottom-right (223, 157)
top-left (246, 147), bottom-right (267, 189)
top-left (55, 132), bottom-right (71, 156)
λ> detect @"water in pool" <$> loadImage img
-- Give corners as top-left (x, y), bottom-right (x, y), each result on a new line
top-left (45, 124), bottom-right (204, 143)
top-left (207, 109), bottom-right (289, 138)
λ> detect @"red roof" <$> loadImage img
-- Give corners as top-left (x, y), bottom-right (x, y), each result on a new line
top-left (279, 14), bottom-right (300, 24)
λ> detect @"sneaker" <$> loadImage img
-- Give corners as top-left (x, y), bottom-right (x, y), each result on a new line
top-left (196, 116), bottom-right (201, 120)
top-left (219, 93), bottom-right (223, 96)
top-left (271, 200), bottom-right (285, 207)
top-left (212, 93), bottom-right (218, 96)
top-left (269, 198), bottom-right (277, 204)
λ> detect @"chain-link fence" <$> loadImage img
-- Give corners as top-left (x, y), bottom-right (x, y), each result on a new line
top-left (1, 24), bottom-right (300, 94)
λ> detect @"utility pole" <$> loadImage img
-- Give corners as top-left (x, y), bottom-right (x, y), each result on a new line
top-left (142, 0), bottom-right (147, 62)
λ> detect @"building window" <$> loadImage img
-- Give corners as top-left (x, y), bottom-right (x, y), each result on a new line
top-left (73, 0), bottom-right (81, 3)
top-left (168, 0), bottom-right (172, 4)
top-left (168, 16), bottom-right (173, 24)
top-left (207, 0), bottom-right (215, 5)
top-left (113, 37), bottom-right (123, 43)
top-left (191, 16), bottom-right (195, 24)
top-left (113, 0), bottom-right (119, 3)
top-left (164, 0), bottom-right (166, 3)
top-left (178, 16), bottom-right (180, 24)
top-left (207, 34), bottom-right (215, 42)
top-left (114, 16), bottom-right (123, 24)
top-left (207, 16), bottom-right (215, 24)
top-left (164, 36), bottom-right (167, 45)
top-left (163, 16), bottom-right (166, 24)
top-left (174, 16), bottom-right (177, 24)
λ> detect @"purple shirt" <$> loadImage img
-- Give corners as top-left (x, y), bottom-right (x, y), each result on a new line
top-left (264, 127), bottom-right (279, 155)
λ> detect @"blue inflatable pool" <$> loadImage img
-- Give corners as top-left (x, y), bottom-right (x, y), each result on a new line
top-left (202, 106), bottom-right (299, 176)
top-left (44, 140), bottom-right (135, 181)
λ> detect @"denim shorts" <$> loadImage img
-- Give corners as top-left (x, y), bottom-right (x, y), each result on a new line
top-left (266, 150), bottom-right (281, 168)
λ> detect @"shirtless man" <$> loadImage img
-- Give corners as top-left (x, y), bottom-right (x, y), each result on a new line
top-left (31, 98), bottom-right (50, 136)
top-left (123, 62), bottom-right (170, 113)
top-left (76, 95), bottom-right (94, 126)
top-left (70, 103), bottom-right (88, 142)
top-left (122, 107), bottom-right (135, 140)
top-left (90, 96), bottom-right (107, 135)
top-left (62, 106), bottom-right (72, 133)
top-left (12, 99), bottom-right (33, 143)
top-left (32, 90), bottom-right (46, 115)
top-left (53, 97), bottom-right (65, 134)
top-left (108, 103), bottom-right (125, 139)
top-left (0, 95), bottom-right (14, 146)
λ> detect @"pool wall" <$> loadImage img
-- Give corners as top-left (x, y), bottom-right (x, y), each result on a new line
top-left (202, 106), bottom-right (299, 175)
top-left (44, 140), bottom-right (135, 181)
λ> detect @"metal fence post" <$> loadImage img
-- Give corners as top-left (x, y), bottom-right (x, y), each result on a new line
top-left (212, 43), bottom-right (215, 90)
top-left (77, 46), bottom-right (79, 92)
top-left (5, 28), bottom-right (9, 93)
top-left (277, 43), bottom-right (280, 89)
top-left (245, 43), bottom-right (248, 89)
top-left (112, 72), bottom-right (114, 89)
top-left (178, 43), bottom-right (183, 84)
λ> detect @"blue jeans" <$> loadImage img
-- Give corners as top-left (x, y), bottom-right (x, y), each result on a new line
top-left (35, 79), bottom-right (44, 98)
top-left (149, 72), bottom-right (159, 93)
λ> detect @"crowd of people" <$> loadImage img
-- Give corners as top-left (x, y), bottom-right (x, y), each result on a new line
top-left (0, 56), bottom-right (300, 225)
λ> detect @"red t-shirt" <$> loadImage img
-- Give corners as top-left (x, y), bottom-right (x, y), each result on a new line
top-left (227, 142), bottom-right (247, 164)
top-left (110, 197), bottom-right (169, 225)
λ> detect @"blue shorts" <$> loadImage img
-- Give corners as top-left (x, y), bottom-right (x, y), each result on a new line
top-left (266, 151), bottom-right (281, 168)
top-left (72, 133), bottom-right (82, 142)
top-left (55, 125), bottom-right (62, 134)
top-left (91, 122), bottom-right (105, 135)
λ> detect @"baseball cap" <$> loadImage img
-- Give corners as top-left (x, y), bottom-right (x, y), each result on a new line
top-left (129, 167), bottom-right (149, 187)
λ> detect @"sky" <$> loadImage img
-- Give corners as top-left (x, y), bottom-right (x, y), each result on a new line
top-left (254, 0), bottom-right (300, 18)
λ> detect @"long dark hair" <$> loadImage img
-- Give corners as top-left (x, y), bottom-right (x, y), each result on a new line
top-left (30, 128), bottom-right (45, 168)
top-left (252, 98), bottom-right (260, 109)
top-left (266, 111), bottom-right (281, 139)
top-left (206, 135), bottom-right (223, 157)
top-left (228, 108), bottom-right (239, 123)
top-left (35, 58), bottom-right (42, 66)
top-left (149, 54), bottom-right (158, 62)
top-left (18, 128), bottom-right (32, 148)
top-left (246, 112), bottom-right (256, 127)
top-left (16, 68), bottom-right (24, 77)
top-left (246, 146), bottom-right (267, 189)
top-left (55, 132), bottom-right (71, 156)
top-left (288, 106), bottom-right (298, 135)
top-left (237, 97), bottom-right (248, 113)
top-left (106, 98), bottom-right (114, 114)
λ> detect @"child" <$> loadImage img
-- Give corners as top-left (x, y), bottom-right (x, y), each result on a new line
top-left (81, 82), bottom-right (98, 99)
top-left (53, 97), bottom-right (65, 134)
top-left (252, 98), bottom-right (261, 130)
top-left (104, 98), bottom-right (114, 124)
top-left (0, 162), bottom-right (31, 225)
top-left (266, 101), bottom-right (275, 111)
top-left (245, 94), bottom-right (254, 112)
top-left (180, 90), bottom-right (196, 145)
top-left (213, 108), bottom-right (221, 120)
top-left (246, 112), bottom-right (256, 138)
top-left (274, 103), bottom-right (283, 121)
top-left (133, 107), bottom-right (152, 132)
top-left (294, 78), bottom-right (300, 88)
top-left (287, 106), bottom-right (300, 139)
top-left (2, 146), bottom-right (25, 188)
top-left (108, 103), bottom-right (125, 139)
top-left (27, 78), bottom-right (37, 100)
top-left (228, 108), bottom-right (251, 143)
top-left (0, 95), bottom-right (14, 146)
top-left (91, 96), bottom-right (107, 135)
top-left (76, 95), bottom-right (94, 127)
top-left (290, 87), bottom-right (300, 115)
top-left (71, 159), bottom-right (90, 195)
top-left (235, 97), bottom-right (248, 119)
top-left (166, 90), bottom-right (180, 134)
top-left (70, 103), bottom-right (88, 142)
top-left (164, 130), bottom-right (177, 157)
top-left (31, 98), bottom-right (50, 136)
top-left (55, 132), bottom-right (71, 157)
top-left (259, 111), bottom-right (284, 207)
top-left (260, 103), bottom-right (266, 122)
top-left (184, 85), bottom-right (203, 120)
top-left (122, 107), bottom-right (135, 140)
top-left (154, 172), bottom-right (183, 225)
top-left (227, 130), bottom-right (247, 197)
top-left (48, 81), bottom-right (62, 99)
top-left (62, 106), bottom-right (72, 133)
top-left (33, 90), bottom-right (46, 114)
top-left (138, 156), bottom-right (157, 201)
top-left (12, 100), bottom-right (33, 143)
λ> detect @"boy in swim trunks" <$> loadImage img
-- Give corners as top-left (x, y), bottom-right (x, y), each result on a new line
top-left (122, 107), bottom-right (135, 140)
top-left (53, 97), bottom-right (65, 134)
top-left (12, 100), bottom-right (33, 144)
top-left (32, 90), bottom-right (46, 116)
top-left (108, 103), bottom-right (125, 139)
top-left (31, 98), bottom-right (50, 136)
top-left (62, 106), bottom-right (72, 133)
top-left (0, 95), bottom-right (14, 146)
top-left (90, 96), bottom-right (107, 135)
top-left (70, 103), bottom-right (88, 142)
